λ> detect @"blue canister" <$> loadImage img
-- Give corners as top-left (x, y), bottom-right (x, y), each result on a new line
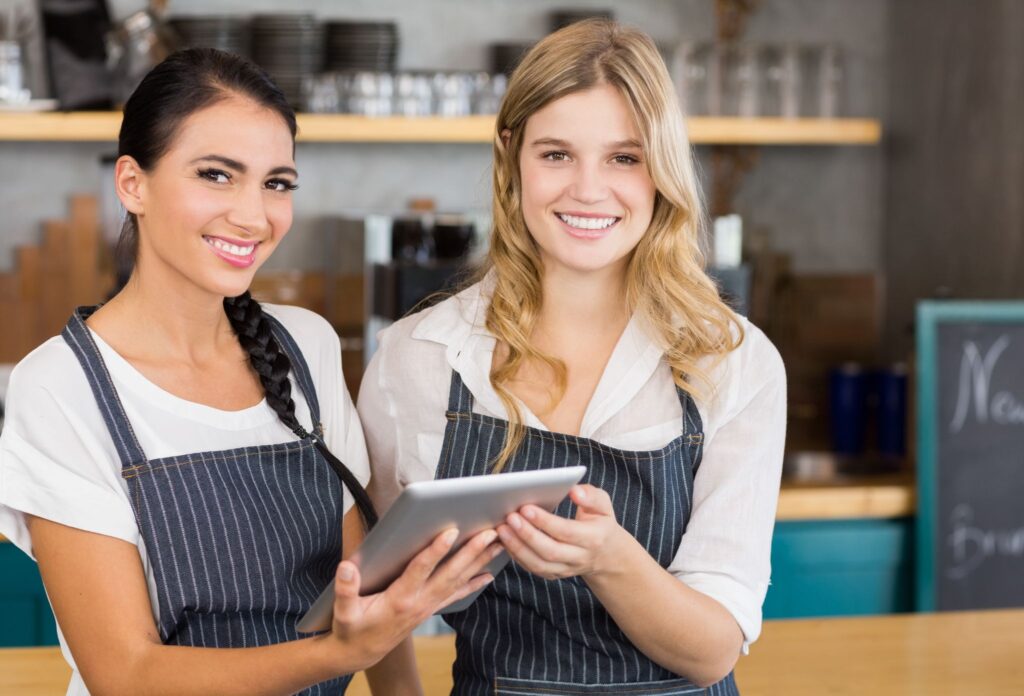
top-left (830, 362), bottom-right (867, 454)
top-left (876, 363), bottom-right (908, 457)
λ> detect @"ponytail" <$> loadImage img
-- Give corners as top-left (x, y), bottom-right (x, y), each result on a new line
top-left (223, 292), bottom-right (378, 529)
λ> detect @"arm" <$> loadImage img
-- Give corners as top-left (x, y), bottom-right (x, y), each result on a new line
top-left (498, 487), bottom-right (741, 686)
top-left (30, 513), bottom-right (500, 696)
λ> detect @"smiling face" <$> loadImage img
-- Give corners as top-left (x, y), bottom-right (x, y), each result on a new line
top-left (518, 83), bottom-right (656, 278)
top-left (120, 94), bottom-right (297, 300)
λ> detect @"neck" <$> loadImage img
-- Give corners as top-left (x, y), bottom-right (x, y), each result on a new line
top-left (535, 261), bottom-right (630, 342)
top-left (105, 260), bottom-right (237, 364)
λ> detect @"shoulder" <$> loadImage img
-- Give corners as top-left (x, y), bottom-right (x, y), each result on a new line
top-left (375, 280), bottom-right (488, 357)
top-left (695, 316), bottom-right (786, 421)
top-left (261, 303), bottom-right (338, 350)
top-left (7, 336), bottom-right (93, 408)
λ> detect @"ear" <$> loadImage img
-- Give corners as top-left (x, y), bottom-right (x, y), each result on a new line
top-left (115, 155), bottom-right (146, 216)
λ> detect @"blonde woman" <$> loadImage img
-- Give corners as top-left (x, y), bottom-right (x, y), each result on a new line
top-left (359, 19), bottom-right (785, 696)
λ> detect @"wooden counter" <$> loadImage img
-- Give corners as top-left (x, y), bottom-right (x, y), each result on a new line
top-left (776, 474), bottom-right (915, 520)
top-left (4, 610), bottom-right (1021, 695)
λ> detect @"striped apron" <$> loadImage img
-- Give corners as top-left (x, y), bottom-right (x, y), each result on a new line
top-left (62, 307), bottom-right (351, 695)
top-left (437, 372), bottom-right (740, 696)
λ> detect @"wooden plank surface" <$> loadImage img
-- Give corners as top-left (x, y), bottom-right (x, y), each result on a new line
top-left (4, 610), bottom-right (1022, 695)
top-left (775, 478), bottom-right (915, 520)
top-left (0, 113), bottom-right (882, 145)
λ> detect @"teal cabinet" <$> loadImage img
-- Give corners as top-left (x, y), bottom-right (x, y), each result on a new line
top-left (763, 518), bottom-right (914, 619)
top-left (0, 542), bottom-right (58, 646)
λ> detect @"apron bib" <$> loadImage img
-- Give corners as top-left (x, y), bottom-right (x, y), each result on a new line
top-left (436, 371), bottom-right (739, 696)
top-left (63, 307), bottom-right (351, 695)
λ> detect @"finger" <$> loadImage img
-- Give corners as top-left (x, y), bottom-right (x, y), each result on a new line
top-left (390, 527), bottom-right (459, 594)
top-left (438, 572), bottom-right (495, 609)
top-left (428, 530), bottom-right (500, 591)
top-left (497, 522), bottom-right (572, 577)
top-left (570, 485), bottom-right (615, 517)
top-left (506, 513), bottom-right (587, 566)
top-left (332, 561), bottom-right (362, 623)
top-left (520, 505), bottom-right (590, 545)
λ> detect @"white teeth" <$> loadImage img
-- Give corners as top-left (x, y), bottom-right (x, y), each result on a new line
top-left (207, 237), bottom-right (255, 256)
top-left (557, 214), bottom-right (618, 230)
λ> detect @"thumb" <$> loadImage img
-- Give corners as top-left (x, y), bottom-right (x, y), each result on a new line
top-left (571, 485), bottom-right (614, 519)
top-left (333, 561), bottom-right (362, 622)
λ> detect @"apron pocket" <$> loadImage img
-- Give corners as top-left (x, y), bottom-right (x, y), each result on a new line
top-left (494, 675), bottom-right (705, 695)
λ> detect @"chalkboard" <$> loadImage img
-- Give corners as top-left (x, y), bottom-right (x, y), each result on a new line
top-left (916, 301), bottom-right (1024, 611)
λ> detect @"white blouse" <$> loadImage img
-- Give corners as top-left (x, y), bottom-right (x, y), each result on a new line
top-left (357, 280), bottom-right (786, 651)
top-left (0, 304), bottom-right (370, 696)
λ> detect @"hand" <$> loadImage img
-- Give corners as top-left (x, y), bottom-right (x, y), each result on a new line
top-left (496, 484), bottom-right (631, 581)
top-left (328, 527), bottom-right (502, 670)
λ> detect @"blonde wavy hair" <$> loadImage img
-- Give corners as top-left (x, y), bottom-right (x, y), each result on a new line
top-left (483, 19), bottom-right (743, 470)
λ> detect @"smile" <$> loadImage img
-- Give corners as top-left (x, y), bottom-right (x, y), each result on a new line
top-left (556, 213), bottom-right (620, 231)
top-left (203, 235), bottom-right (259, 268)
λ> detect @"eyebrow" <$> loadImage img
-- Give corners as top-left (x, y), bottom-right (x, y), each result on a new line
top-left (190, 155), bottom-right (298, 178)
top-left (528, 137), bottom-right (642, 150)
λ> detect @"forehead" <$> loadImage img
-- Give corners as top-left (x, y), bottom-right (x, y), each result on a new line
top-left (524, 84), bottom-right (640, 145)
top-left (164, 96), bottom-right (295, 167)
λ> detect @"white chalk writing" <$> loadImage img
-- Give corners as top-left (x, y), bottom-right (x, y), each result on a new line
top-left (946, 504), bottom-right (1024, 580)
top-left (950, 336), bottom-right (1024, 432)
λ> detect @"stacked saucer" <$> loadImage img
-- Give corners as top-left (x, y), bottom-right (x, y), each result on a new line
top-left (251, 14), bottom-right (324, 106)
top-left (324, 21), bottom-right (398, 72)
top-left (170, 16), bottom-right (251, 59)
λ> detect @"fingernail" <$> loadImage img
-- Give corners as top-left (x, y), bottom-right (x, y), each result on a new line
top-left (482, 530), bottom-right (498, 545)
top-left (574, 486), bottom-right (587, 500)
top-left (338, 563), bottom-right (354, 581)
top-left (508, 514), bottom-right (522, 530)
top-left (444, 528), bottom-right (459, 546)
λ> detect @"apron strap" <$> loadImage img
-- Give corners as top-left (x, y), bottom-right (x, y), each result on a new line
top-left (675, 386), bottom-right (705, 474)
top-left (446, 369), bottom-right (475, 415)
top-left (61, 306), bottom-right (150, 470)
top-left (263, 313), bottom-right (323, 437)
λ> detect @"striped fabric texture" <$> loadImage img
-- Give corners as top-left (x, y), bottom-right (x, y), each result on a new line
top-left (438, 372), bottom-right (740, 696)
top-left (62, 308), bottom-right (351, 695)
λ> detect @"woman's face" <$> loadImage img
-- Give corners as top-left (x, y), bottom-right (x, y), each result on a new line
top-left (125, 95), bottom-right (297, 300)
top-left (518, 83), bottom-right (656, 278)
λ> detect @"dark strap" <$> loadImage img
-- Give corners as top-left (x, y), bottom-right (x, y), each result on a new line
top-left (263, 313), bottom-right (322, 435)
top-left (446, 369), bottom-right (475, 414)
top-left (61, 306), bottom-right (150, 469)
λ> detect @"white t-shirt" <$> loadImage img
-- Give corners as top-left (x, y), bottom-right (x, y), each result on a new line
top-left (0, 304), bottom-right (370, 696)
top-left (357, 281), bottom-right (786, 653)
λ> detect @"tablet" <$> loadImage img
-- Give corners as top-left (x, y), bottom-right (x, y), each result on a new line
top-left (296, 465), bottom-right (587, 633)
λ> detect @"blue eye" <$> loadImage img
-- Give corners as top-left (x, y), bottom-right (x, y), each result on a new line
top-left (197, 168), bottom-right (230, 183)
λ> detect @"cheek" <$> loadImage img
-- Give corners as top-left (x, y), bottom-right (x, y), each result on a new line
top-left (266, 198), bottom-right (294, 241)
top-left (519, 164), bottom-right (565, 220)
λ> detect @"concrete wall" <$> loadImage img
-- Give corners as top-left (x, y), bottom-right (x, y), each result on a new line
top-left (883, 0), bottom-right (1024, 358)
top-left (0, 0), bottom-right (888, 275)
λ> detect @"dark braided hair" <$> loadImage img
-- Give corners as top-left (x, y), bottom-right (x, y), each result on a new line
top-left (223, 292), bottom-right (378, 527)
top-left (116, 48), bottom-right (377, 528)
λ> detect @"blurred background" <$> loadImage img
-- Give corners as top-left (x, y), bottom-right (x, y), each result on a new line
top-left (0, 0), bottom-right (1021, 673)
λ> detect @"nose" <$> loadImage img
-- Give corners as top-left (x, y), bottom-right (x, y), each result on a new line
top-left (225, 183), bottom-right (271, 237)
top-left (567, 160), bottom-right (610, 205)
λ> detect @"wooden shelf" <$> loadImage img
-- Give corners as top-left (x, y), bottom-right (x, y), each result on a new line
top-left (0, 112), bottom-right (881, 145)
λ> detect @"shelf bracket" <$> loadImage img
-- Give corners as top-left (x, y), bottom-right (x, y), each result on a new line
top-left (710, 145), bottom-right (759, 217)
top-left (715, 0), bottom-right (761, 42)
